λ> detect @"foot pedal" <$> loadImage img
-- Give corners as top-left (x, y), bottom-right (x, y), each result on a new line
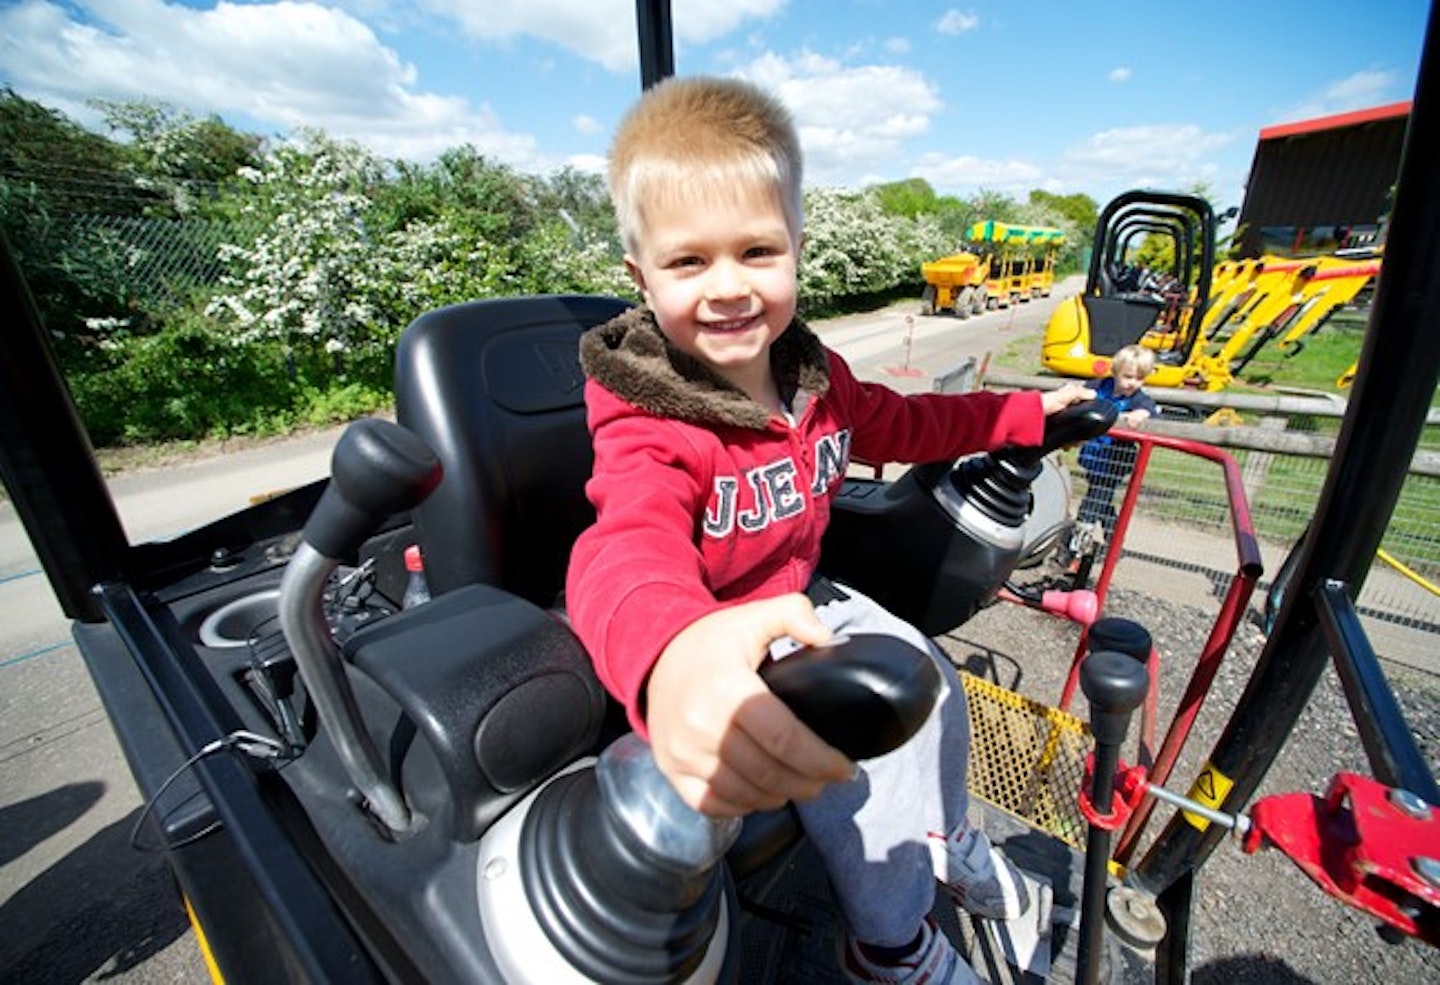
top-left (965, 870), bottom-right (1056, 983)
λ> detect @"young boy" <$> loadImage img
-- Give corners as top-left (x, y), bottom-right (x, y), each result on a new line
top-left (1075, 343), bottom-right (1159, 539)
top-left (565, 76), bottom-right (1092, 984)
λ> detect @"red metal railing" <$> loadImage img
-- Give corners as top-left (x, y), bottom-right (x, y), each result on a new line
top-left (1042, 429), bottom-right (1265, 864)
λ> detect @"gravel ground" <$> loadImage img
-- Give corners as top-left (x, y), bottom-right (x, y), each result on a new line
top-left (938, 580), bottom-right (1440, 985)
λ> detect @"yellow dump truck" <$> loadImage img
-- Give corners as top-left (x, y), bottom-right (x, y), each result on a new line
top-left (921, 221), bottom-right (1064, 318)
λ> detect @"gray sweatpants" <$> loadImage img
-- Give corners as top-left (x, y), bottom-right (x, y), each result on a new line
top-left (790, 582), bottom-right (973, 947)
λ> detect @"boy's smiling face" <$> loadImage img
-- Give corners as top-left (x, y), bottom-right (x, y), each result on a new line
top-left (624, 183), bottom-right (799, 401)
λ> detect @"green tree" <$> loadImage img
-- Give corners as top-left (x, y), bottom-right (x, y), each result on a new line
top-left (94, 99), bottom-right (263, 193)
top-left (1025, 190), bottom-right (1098, 273)
top-left (373, 146), bottom-right (538, 246)
top-left (531, 166), bottom-right (618, 246)
top-left (1028, 190), bottom-right (1097, 236)
top-left (870, 178), bottom-right (939, 218)
top-left (0, 89), bottom-right (159, 358)
top-left (0, 87), bottom-right (140, 212)
top-left (968, 189), bottom-right (1022, 224)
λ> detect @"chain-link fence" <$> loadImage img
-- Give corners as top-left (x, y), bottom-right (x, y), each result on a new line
top-left (3, 162), bottom-right (264, 307)
top-left (965, 367), bottom-right (1440, 674)
top-left (62, 213), bottom-right (262, 306)
top-left (1064, 422), bottom-right (1440, 674)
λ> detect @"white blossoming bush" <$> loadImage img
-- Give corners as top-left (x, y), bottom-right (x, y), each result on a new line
top-left (207, 130), bottom-right (394, 359)
top-left (508, 221), bottom-right (633, 299)
top-left (207, 132), bottom-right (635, 365)
top-left (799, 187), bottom-right (944, 313)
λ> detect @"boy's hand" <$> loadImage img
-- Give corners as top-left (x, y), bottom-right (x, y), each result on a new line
top-left (1041, 382), bottom-right (1096, 416)
top-left (645, 594), bottom-right (856, 818)
top-left (1118, 409), bottom-right (1151, 428)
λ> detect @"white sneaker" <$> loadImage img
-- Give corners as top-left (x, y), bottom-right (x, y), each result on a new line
top-left (838, 916), bottom-right (984, 984)
top-left (929, 827), bottom-right (1032, 921)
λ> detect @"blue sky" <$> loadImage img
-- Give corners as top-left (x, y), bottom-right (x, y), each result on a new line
top-left (0, 1), bottom-right (1429, 214)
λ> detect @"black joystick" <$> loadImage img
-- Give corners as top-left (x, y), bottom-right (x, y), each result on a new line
top-left (932, 398), bottom-right (1118, 527)
top-left (514, 634), bottom-right (942, 983)
top-left (306, 418), bottom-right (441, 560)
top-left (279, 418), bottom-right (443, 835)
top-left (1077, 648), bottom-right (1149, 985)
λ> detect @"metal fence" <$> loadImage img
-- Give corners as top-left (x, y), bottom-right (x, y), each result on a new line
top-left (1074, 435), bottom-right (1438, 668)
top-left (976, 372), bottom-right (1440, 675)
top-left (63, 213), bottom-right (261, 305)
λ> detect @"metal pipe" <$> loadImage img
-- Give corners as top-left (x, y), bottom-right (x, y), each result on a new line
top-left (1077, 651), bottom-right (1149, 985)
top-left (278, 544), bottom-right (410, 833)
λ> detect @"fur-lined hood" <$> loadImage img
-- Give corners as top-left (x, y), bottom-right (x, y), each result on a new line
top-left (578, 306), bottom-right (832, 430)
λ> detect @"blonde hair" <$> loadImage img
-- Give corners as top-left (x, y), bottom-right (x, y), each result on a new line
top-left (608, 76), bottom-right (803, 255)
top-left (1111, 344), bottom-right (1156, 378)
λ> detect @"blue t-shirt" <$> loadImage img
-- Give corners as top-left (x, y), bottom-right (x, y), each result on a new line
top-left (1079, 376), bottom-right (1157, 471)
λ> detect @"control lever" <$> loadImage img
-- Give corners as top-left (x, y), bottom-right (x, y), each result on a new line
top-left (760, 633), bottom-right (942, 760)
top-left (1001, 397), bottom-right (1118, 470)
top-left (278, 419), bottom-right (442, 834)
top-left (494, 634), bottom-right (943, 984)
top-left (1077, 647), bottom-right (1149, 985)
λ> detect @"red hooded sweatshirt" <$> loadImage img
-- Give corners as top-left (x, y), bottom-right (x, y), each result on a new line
top-left (565, 307), bottom-right (1043, 732)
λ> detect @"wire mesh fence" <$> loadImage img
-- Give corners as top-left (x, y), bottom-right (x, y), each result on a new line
top-left (61, 213), bottom-right (262, 306)
top-left (1067, 429), bottom-right (1440, 674)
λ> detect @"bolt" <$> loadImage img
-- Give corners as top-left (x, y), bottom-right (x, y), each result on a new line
top-left (1414, 857), bottom-right (1440, 889)
top-left (1390, 788), bottom-right (1432, 820)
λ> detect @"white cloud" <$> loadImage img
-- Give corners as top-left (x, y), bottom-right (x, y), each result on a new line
top-left (912, 151), bottom-right (1045, 197)
top-left (935, 10), bottom-right (979, 36)
top-left (571, 113), bottom-right (603, 135)
top-left (739, 49), bottom-right (942, 186)
top-left (1279, 69), bottom-right (1400, 123)
top-left (0, 0), bottom-right (546, 166)
top-left (566, 152), bottom-right (607, 174)
top-left (883, 37), bottom-right (911, 55)
top-left (1058, 123), bottom-right (1234, 194)
top-left (419, 0), bottom-right (786, 74)
top-left (1108, 67), bottom-right (1131, 83)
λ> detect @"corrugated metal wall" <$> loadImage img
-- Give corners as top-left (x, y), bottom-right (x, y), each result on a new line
top-left (1237, 114), bottom-right (1408, 257)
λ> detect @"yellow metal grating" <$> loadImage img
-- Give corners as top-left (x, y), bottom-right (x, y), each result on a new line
top-left (961, 672), bottom-right (1094, 850)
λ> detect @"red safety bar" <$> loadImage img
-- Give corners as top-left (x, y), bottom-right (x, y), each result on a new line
top-left (1039, 429), bottom-right (1264, 864)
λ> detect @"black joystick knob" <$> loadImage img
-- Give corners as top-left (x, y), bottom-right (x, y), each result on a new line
top-left (760, 634), bottom-right (942, 760)
top-left (921, 398), bottom-right (1119, 531)
top-left (1080, 650), bottom-right (1149, 746)
top-left (1086, 618), bottom-right (1152, 666)
top-left (520, 634), bottom-right (944, 981)
top-left (1004, 398), bottom-right (1118, 470)
top-left (305, 418), bottom-right (441, 559)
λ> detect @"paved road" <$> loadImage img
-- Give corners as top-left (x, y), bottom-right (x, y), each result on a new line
top-left (0, 285), bottom-right (1071, 982)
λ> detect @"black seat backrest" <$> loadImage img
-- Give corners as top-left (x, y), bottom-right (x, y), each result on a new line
top-left (394, 295), bottom-right (633, 605)
top-left (1082, 293), bottom-right (1162, 357)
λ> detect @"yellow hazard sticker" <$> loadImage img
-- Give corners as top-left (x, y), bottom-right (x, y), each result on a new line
top-left (1183, 762), bottom-right (1234, 830)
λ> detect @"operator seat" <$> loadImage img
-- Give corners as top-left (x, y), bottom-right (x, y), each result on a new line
top-left (394, 294), bottom-right (632, 604)
top-left (392, 294), bottom-right (802, 875)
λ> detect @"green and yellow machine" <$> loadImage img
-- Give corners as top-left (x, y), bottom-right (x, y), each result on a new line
top-left (1042, 190), bottom-right (1218, 384)
top-left (922, 221), bottom-right (1064, 318)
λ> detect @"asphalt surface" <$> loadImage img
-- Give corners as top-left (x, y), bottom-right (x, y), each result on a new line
top-left (0, 280), bottom-right (1090, 983)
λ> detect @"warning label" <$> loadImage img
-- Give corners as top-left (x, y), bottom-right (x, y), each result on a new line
top-left (1183, 762), bottom-right (1234, 830)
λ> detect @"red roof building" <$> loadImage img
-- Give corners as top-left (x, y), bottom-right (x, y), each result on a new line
top-left (1236, 101), bottom-right (1410, 258)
